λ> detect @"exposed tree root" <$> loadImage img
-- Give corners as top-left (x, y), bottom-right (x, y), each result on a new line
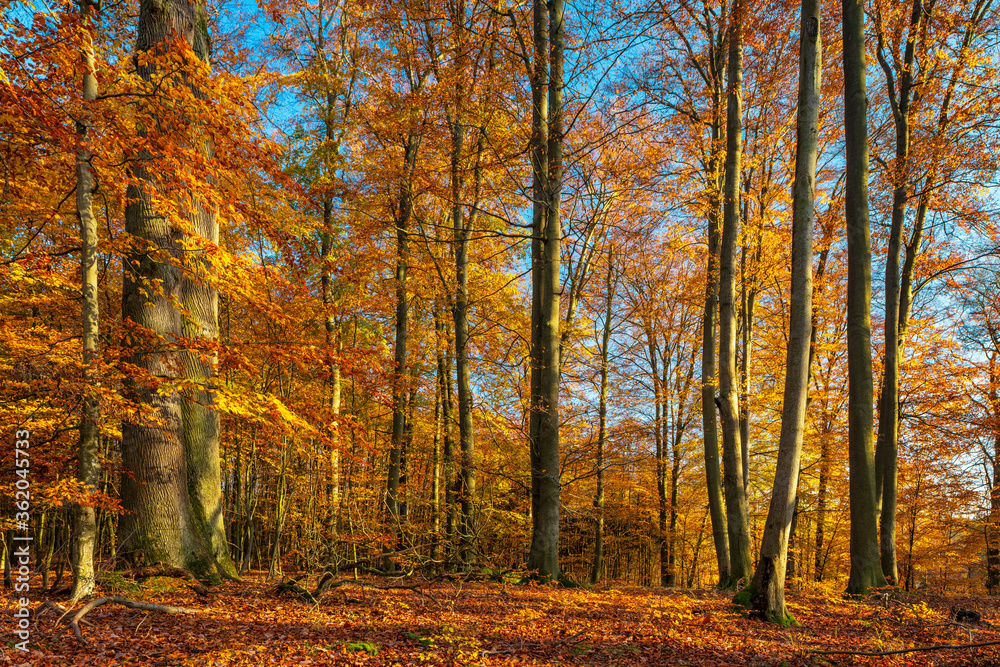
top-left (127, 564), bottom-right (213, 596)
top-left (49, 596), bottom-right (199, 645)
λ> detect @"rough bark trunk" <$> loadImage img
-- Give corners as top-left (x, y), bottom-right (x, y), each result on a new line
top-left (718, 0), bottom-right (752, 587)
top-left (121, 0), bottom-right (221, 581)
top-left (743, 0), bottom-right (819, 622)
top-left (842, 0), bottom-right (888, 595)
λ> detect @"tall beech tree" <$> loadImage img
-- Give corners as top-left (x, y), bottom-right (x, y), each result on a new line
top-left (718, 0), bottom-right (753, 587)
top-left (841, 0), bottom-right (887, 594)
top-left (524, 0), bottom-right (564, 581)
top-left (742, 0), bottom-right (820, 623)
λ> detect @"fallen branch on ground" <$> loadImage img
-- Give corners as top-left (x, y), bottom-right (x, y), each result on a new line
top-left (805, 639), bottom-right (1000, 657)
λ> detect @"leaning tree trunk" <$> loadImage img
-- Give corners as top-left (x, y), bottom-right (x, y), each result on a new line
top-left (526, 0), bottom-right (563, 582)
top-left (743, 0), bottom-right (820, 623)
top-left (718, 0), bottom-right (752, 587)
top-left (71, 0), bottom-right (100, 601)
top-left (120, 0), bottom-right (223, 581)
top-left (842, 0), bottom-right (887, 595)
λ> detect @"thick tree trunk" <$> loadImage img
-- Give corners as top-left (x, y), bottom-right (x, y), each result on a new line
top-left (72, 0), bottom-right (100, 600)
top-left (718, 0), bottom-right (752, 587)
top-left (181, 130), bottom-right (235, 579)
top-left (842, 0), bottom-right (887, 595)
top-left (526, 0), bottom-right (563, 581)
top-left (121, 0), bottom-right (220, 581)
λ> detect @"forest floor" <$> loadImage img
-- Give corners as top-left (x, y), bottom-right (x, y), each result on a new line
top-left (4, 572), bottom-right (1000, 666)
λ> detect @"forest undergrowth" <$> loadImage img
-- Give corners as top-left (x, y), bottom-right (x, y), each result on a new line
top-left (4, 573), bottom-right (1000, 666)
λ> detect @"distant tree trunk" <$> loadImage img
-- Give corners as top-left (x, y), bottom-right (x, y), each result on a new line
top-left (718, 0), bottom-right (752, 587)
top-left (268, 443), bottom-right (290, 580)
top-left (744, 0), bottom-right (819, 622)
top-left (786, 498), bottom-right (800, 582)
top-left (120, 0), bottom-right (222, 581)
top-left (400, 386), bottom-right (415, 526)
top-left (441, 316), bottom-right (458, 566)
top-left (591, 246), bottom-right (613, 584)
top-left (987, 442), bottom-right (1000, 593)
top-left (526, 0), bottom-right (563, 581)
top-left (842, 0), bottom-right (887, 595)
top-left (432, 312), bottom-right (445, 564)
top-left (814, 429), bottom-right (831, 582)
top-left (647, 327), bottom-right (668, 587)
top-left (71, 0), bottom-right (100, 602)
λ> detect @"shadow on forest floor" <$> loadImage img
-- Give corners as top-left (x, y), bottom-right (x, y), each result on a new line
top-left (4, 573), bottom-right (1000, 666)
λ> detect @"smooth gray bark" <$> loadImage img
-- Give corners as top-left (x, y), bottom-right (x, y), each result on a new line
top-left (745, 0), bottom-right (820, 622)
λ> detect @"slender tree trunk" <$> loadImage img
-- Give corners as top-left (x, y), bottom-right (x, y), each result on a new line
top-left (718, 0), bottom-right (752, 587)
top-left (385, 131), bottom-right (420, 571)
top-left (647, 328), bottom-right (668, 587)
top-left (873, 0), bottom-right (923, 587)
top-left (786, 498), bottom-right (800, 582)
top-left (71, 0), bottom-right (100, 601)
top-left (989, 426), bottom-right (1000, 592)
top-left (702, 114), bottom-right (730, 589)
top-left (591, 246), bottom-right (613, 584)
top-left (744, 0), bottom-right (819, 622)
top-left (432, 313), bottom-right (444, 564)
top-left (842, 0), bottom-right (887, 595)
